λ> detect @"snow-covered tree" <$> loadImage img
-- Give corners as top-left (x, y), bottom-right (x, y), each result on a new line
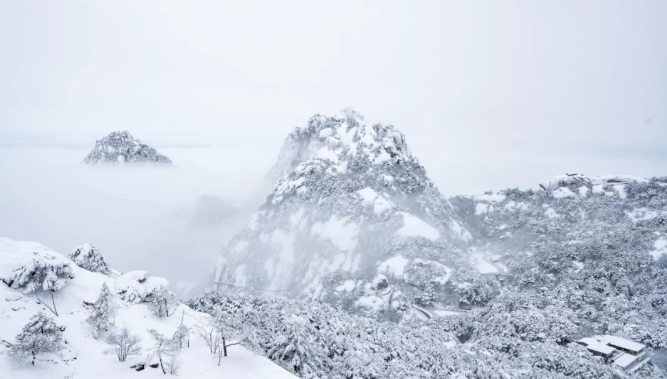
top-left (147, 285), bottom-right (179, 318)
top-left (86, 283), bottom-right (118, 338)
top-left (2, 255), bottom-right (75, 316)
top-left (147, 329), bottom-right (178, 374)
top-left (3, 256), bottom-right (74, 294)
top-left (193, 318), bottom-right (218, 355)
top-left (69, 243), bottom-right (111, 274)
top-left (8, 312), bottom-right (64, 366)
top-left (105, 327), bottom-right (142, 362)
top-left (266, 316), bottom-right (317, 375)
top-left (172, 312), bottom-right (189, 349)
top-left (163, 353), bottom-right (182, 375)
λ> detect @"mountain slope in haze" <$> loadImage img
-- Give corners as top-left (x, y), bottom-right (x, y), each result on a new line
top-left (0, 237), bottom-right (295, 379)
top-left (212, 109), bottom-right (484, 320)
top-left (83, 131), bottom-right (172, 165)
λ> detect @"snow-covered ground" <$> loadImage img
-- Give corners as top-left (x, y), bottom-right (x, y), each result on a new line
top-left (0, 237), bottom-right (295, 379)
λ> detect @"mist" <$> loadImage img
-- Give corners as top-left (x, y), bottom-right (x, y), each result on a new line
top-left (0, 146), bottom-right (266, 297)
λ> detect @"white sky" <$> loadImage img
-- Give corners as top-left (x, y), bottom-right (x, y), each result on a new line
top-left (1, 0), bottom-right (666, 195)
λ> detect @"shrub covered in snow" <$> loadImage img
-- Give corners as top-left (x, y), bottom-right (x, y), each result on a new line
top-left (114, 270), bottom-right (169, 303)
top-left (2, 254), bottom-right (74, 294)
top-left (105, 327), bottom-right (142, 362)
top-left (69, 243), bottom-right (111, 274)
top-left (147, 285), bottom-right (180, 318)
top-left (8, 312), bottom-right (64, 366)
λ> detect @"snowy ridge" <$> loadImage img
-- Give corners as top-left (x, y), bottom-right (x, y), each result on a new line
top-left (82, 131), bottom-right (172, 165)
top-left (0, 237), bottom-right (295, 379)
top-left (214, 110), bottom-right (476, 319)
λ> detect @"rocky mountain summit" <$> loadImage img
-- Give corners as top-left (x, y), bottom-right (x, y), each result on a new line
top-left (212, 109), bottom-right (478, 320)
top-left (82, 131), bottom-right (172, 165)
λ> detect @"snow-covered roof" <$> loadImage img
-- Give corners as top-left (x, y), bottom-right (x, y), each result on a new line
top-left (578, 338), bottom-right (615, 356)
top-left (612, 352), bottom-right (640, 368)
top-left (599, 335), bottom-right (645, 353)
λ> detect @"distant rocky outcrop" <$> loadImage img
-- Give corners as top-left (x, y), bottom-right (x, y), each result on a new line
top-left (82, 131), bottom-right (172, 165)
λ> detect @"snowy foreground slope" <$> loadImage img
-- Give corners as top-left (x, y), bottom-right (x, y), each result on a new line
top-left (0, 238), bottom-right (295, 379)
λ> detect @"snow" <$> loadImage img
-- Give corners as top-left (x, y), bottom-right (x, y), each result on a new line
top-left (613, 353), bottom-right (640, 368)
top-left (311, 216), bottom-right (359, 250)
top-left (626, 208), bottom-right (658, 223)
top-left (396, 212), bottom-right (440, 241)
top-left (552, 187), bottom-right (576, 198)
top-left (379, 174), bottom-right (394, 185)
top-left (335, 280), bottom-right (356, 293)
top-left (114, 271), bottom-right (169, 304)
top-left (355, 295), bottom-right (384, 313)
top-left (356, 188), bottom-right (394, 214)
top-left (318, 128), bottom-right (333, 139)
top-left (0, 237), bottom-right (296, 379)
top-left (316, 145), bottom-right (339, 162)
top-left (545, 208), bottom-right (560, 219)
top-left (504, 201), bottom-right (529, 211)
top-left (273, 177), bottom-right (306, 201)
top-left (471, 253), bottom-right (501, 274)
top-left (650, 238), bottom-right (667, 260)
top-left (598, 335), bottom-right (645, 353)
top-left (474, 193), bottom-right (506, 202)
top-left (475, 203), bottom-right (489, 215)
top-left (613, 184), bottom-right (627, 199)
top-left (377, 256), bottom-right (410, 278)
top-left (450, 221), bottom-right (473, 243)
top-left (289, 208), bottom-right (306, 227)
top-left (578, 186), bottom-right (590, 196)
top-left (432, 309), bottom-right (465, 317)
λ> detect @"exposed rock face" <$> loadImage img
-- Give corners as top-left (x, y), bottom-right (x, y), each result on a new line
top-left (82, 131), bottom-right (172, 165)
top-left (212, 109), bottom-right (476, 320)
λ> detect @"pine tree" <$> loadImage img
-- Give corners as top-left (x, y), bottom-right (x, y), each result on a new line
top-left (3, 256), bottom-right (74, 294)
top-left (86, 283), bottom-right (118, 338)
top-left (8, 312), bottom-right (64, 366)
top-left (172, 311), bottom-right (189, 349)
top-left (266, 316), bottom-right (314, 374)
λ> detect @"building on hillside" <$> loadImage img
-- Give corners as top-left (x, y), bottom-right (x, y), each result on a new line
top-left (577, 335), bottom-right (650, 373)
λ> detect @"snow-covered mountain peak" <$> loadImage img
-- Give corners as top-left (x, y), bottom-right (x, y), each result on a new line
top-left (213, 111), bottom-right (477, 320)
top-left (83, 131), bottom-right (172, 165)
top-left (267, 109), bottom-right (414, 186)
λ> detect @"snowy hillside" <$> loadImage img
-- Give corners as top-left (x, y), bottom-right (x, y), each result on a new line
top-left (82, 131), bottom-right (172, 164)
top-left (446, 173), bottom-right (667, 374)
top-left (212, 109), bottom-right (478, 320)
top-left (0, 237), bottom-right (295, 379)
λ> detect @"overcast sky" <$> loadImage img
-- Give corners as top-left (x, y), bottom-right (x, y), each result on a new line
top-left (1, 0), bottom-right (666, 195)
